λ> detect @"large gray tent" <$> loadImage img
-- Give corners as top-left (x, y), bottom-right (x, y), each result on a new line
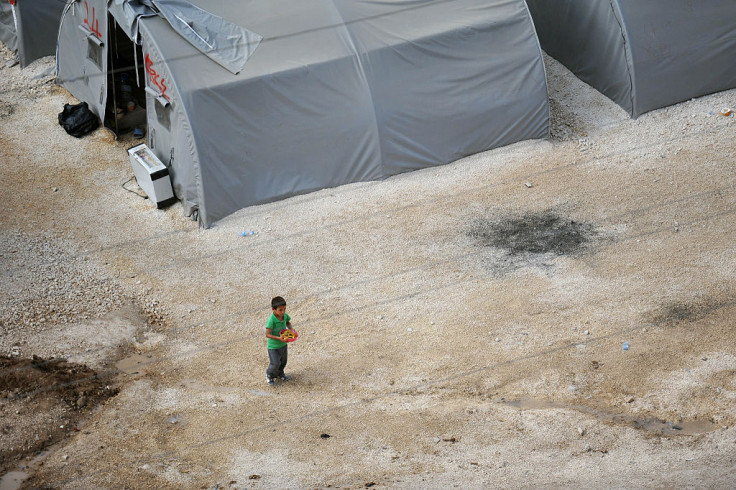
top-left (58, 0), bottom-right (549, 227)
top-left (0, 0), bottom-right (66, 68)
top-left (526, 0), bottom-right (736, 118)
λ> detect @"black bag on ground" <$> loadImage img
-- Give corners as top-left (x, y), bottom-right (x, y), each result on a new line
top-left (58, 102), bottom-right (99, 138)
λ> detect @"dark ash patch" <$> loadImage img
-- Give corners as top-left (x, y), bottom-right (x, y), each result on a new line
top-left (664, 304), bottom-right (704, 322)
top-left (650, 299), bottom-right (730, 327)
top-left (0, 100), bottom-right (15, 118)
top-left (468, 210), bottom-right (596, 257)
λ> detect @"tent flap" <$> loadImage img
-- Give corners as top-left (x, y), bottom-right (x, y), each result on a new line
top-left (108, 0), bottom-right (157, 42)
top-left (151, 0), bottom-right (262, 74)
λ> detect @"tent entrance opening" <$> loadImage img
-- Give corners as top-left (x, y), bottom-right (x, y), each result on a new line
top-left (105, 15), bottom-right (146, 137)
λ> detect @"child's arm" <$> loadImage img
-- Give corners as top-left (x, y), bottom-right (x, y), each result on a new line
top-left (265, 328), bottom-right (284, 341)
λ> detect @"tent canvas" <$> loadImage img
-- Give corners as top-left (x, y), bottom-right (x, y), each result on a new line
top-left (0, 1), bottom-right (17, 53)
top-left (525, 0), bottom-right (736, 118)
top-left (0, 0), bottom-right (66, 68)
top-left (57, 0), bottom-right (109, 121)
top-left (58, 0), bottom-right (550, 228)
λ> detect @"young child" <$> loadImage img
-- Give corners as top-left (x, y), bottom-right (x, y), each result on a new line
top-left (265, 296), bottom-right (295, 386)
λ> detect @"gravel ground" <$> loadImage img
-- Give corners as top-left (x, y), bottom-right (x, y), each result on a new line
top-left (1, 43), bottom-right (736, 489)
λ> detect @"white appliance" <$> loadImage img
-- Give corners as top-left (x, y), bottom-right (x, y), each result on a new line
top-left (127, 143), bottom-right (176, 208)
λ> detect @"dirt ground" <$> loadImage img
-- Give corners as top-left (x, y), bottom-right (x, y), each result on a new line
top-left (1, 43), bottom-right (735, 489)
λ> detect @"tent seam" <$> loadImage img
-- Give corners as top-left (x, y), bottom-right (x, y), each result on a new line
top-left (327, 0), bottom-right (385, 179)
top-left (609, 0), bottom-right (636, 117)
top-left (520, 0), bottom-right (551, 139)
top-left (55, 0), bottom-right (77, 83)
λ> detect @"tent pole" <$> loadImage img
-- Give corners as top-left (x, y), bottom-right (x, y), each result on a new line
top-left (134, 39), bottom-right (140, 88)
top-left (110, 17), bottom-right (119, 136)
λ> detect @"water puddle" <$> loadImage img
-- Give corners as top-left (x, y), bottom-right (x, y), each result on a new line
top-left (115, 353), bottom-right (153, 375)
top-left (0, 472), bottom-right (28, 490)
top-left (500, 398), bottom-right (719, 436)
top-left (0, 451), bottom-right (50, 490)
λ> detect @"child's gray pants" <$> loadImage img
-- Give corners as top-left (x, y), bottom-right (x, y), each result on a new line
top-left (266, 346), bottom-right (288, 379)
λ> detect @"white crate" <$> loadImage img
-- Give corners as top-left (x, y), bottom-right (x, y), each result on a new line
top-left (127, 143), bottom-right (176, 208)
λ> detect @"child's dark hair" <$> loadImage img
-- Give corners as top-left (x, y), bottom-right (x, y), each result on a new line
top-left (271, 296), bottom-right (286, 309)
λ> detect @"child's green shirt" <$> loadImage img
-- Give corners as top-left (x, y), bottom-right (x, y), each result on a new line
top-left (266, 312), bottom-right (291, 349)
